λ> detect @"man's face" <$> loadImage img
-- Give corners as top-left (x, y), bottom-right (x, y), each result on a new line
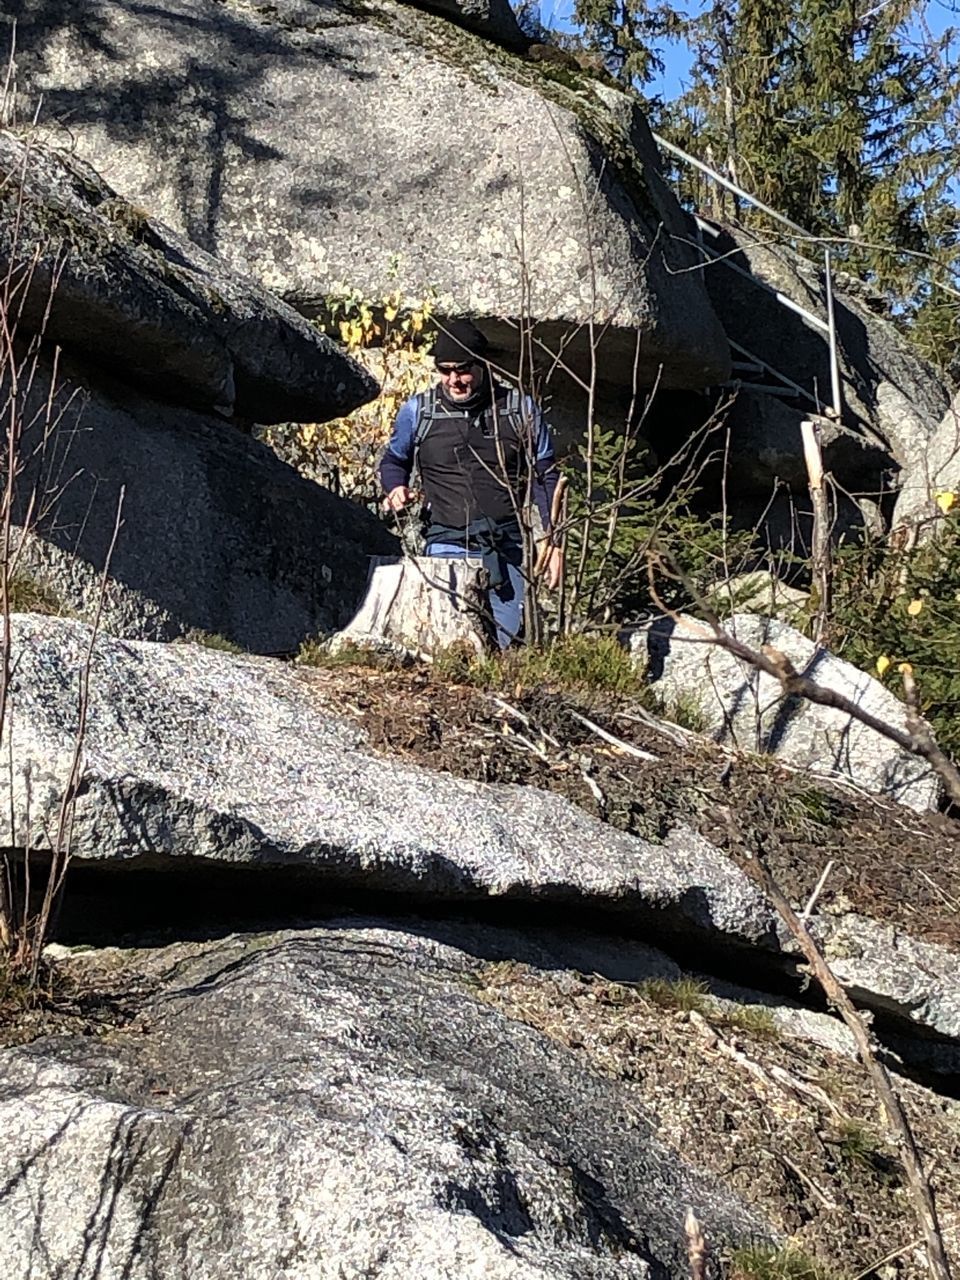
top-left (437, 360), bottom-right (484, 402)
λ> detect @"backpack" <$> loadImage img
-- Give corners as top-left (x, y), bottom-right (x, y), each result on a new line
top-left (412, 383), bottom-right (529, 467)
top-left (393, 384), bottom-right (531, 555)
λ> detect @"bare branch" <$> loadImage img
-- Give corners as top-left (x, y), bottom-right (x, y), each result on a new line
top-left (730, 821), bottom-right (953, 1280)
top-left (648, 546), bottom-right (960, 807)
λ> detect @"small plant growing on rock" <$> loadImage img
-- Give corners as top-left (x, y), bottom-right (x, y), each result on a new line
top-left (826, 1117), bottom-right (902, 1184)
top-left (729, 1243), bottom-right (834, 1280)
top-left (717, 1002), bottom-right (779, 1040)
top-left (662, 688), bottom-right (708, 735)
top-left (636, 976), bottom-right (709, 1012)
top-left (180, 629), bottom-right (244, 654)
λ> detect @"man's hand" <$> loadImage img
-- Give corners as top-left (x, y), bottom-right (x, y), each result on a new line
top-left (541, 544), bottom-right (564, 591)
top-left (384, 485), bottom-right (414, 513)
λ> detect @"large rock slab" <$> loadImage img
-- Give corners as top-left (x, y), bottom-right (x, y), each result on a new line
top-left (0, 927), bottom-right (769, 1278)
top-left (12, 0), bottom-right (730, 390)
top-left (0, 129), bottom-right (375, 423)
top-left (8, 349), bottom-right (397, 649)
top-left (639, 612), bottom-right (939, 810)
top-left (0, 614), bottom-right (778, 950)
top-left (822, 912), bottom-right (960, 1046)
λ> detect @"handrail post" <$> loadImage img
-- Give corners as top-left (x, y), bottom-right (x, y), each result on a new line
top-left (823, 248), bottom-right (843, 420)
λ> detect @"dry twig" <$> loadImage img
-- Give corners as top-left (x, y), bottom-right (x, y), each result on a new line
top-left (800, 859), bottom-right (835, 924)
top-left (684, 1207), bottom-right (707, 1280)
top-left (732, 825), bottom-right (953, 1280)
top-left (568, 709), bottom-right (659, 761)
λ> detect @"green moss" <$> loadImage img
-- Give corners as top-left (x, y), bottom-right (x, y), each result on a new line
top-left (99, 197), bottom-right (151, 243)
top-left (636, 976), bottom-right (709, 1012)
top-left (296, 637), bottom-right (410, 671)
top-left (180, 629), bottom-right (245, 654)
top-left (776, 784), bottom-right (843, 832)
top-left (6, 573), bottom-right (64, 616)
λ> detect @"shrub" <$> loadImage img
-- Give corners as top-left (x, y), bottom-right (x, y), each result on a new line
top-left (828, 497), bottom-right (960, 762)
top-left (260, 284), bottom-right (437, 511)
top-left (433, 633), bottom-right (646, 698)
top-left (562, 410), bottom-right (758, 628)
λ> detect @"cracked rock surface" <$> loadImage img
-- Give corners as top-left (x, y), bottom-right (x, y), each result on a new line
top-left (0, 926), bottom-right (768, 1279)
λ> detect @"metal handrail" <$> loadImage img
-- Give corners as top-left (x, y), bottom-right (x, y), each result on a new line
top-left (651, 130), bottom-right (844, 421)
top-left (694, 219), bottom-right (830, 334)
top-left (728, 340), bottom-right (824, 409)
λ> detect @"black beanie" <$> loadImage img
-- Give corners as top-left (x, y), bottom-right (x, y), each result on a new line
top-left (433, 319), bottom-right (489, 365)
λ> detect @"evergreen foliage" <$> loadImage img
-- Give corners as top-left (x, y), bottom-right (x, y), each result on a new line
top-left (563, 413), bottom-right (756, 626)
top-left (830, 506), bottom-right (960, 763)
top-left (563, 0), bottom-right (685, 89)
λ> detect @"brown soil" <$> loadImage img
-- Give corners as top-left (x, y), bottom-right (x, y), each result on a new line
top-left (300, 663), bottom-right (960, 951)
top-left (0, 955), bottom-right (149, 1050)
top-left (470, 959), bottom-right (960, 1280)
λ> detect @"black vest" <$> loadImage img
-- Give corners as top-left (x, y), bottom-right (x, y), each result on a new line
top-left (417, 387), bottom-right (526, 529)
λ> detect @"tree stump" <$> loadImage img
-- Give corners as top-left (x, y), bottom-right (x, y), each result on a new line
top-left (330, 556), bottom-right (494, 660)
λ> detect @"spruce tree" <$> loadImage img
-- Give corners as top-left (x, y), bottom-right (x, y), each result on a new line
top-left (660, 0), bottom-right (959, 372)
top-left (565, 0), bottom-right (685, 90)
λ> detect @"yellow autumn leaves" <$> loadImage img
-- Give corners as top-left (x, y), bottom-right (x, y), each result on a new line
top-left (329, 288), bottom-right (434, 354)
top-left (875, 599), bottom-right (925, 675)
top-left (875, 655), bottom-right (913, 678)
top-left (283, 283), bottom-right (439, 505)
top-left (873, 490), bottom-right (957, 678)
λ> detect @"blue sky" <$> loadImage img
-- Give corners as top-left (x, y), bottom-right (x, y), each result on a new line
top-left (537, 0), bottom-right (959, 102)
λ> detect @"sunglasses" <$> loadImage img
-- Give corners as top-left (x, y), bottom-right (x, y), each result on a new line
top-left (437, 362), bottom-right (478, 375)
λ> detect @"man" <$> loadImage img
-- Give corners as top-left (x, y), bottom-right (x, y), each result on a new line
top-left (378, 319), bottom-right (562, 648)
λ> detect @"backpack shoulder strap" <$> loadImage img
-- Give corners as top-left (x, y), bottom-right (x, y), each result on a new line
top-left (493, 384), bottom-right (531, 438)
top-left (504, 386), bottom-right (525, 428)
top-left (414, 386), bottom-right (444, 454)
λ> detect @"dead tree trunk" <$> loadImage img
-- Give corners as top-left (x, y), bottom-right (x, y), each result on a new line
top-left (330, 556), bottom-right (494, 661)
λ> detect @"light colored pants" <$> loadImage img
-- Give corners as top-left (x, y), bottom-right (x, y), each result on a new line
top-left (425, 541), bottom-right (524, 649)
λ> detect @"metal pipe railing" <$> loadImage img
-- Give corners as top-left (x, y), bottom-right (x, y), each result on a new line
top-left (652, 130), bottom-right (844, 421)
top-left (823, 247), bottom-right (842, 421)
top-left (728, 340), bottom-right (825, 409)
top-left (693, 219), bottom-right (830, 334)
top-left (653, 132), bottom-right (812, 239)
